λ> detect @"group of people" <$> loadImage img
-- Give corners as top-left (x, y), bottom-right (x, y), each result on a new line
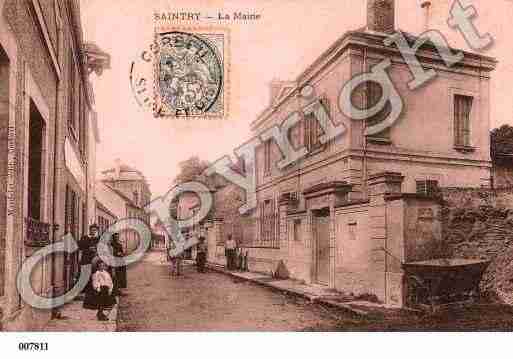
top-left (225, 235), bottom-right (247, 271)
top-left (166, 234), bottom-right (246, 276)
top-left (79, 224), bottom-right (128, 321)
top-left (167, 236), bottom-right (208, 276)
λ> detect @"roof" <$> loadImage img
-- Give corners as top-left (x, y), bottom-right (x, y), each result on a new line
top-left (250, 27), bottom-right (497, 130)
top-left (95, 198), bottom-right (118, 219)
top-left (102, 183), bottom-right (140, 209)
top-left (101, 160), bottom-right (149, 184)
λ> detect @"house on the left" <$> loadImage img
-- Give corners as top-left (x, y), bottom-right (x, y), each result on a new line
top-left (0, 0), bottom-right (109, 330)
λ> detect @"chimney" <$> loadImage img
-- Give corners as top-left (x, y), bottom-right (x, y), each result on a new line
top-left (421, 1), bottom-right (432, 32)
top-left (367, 0), bottom-right (395, 34)
top-left (114, 158), bottom-right (121, 179)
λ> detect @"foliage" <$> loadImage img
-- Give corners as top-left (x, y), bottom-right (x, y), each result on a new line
top-left (491, 125), bottom-right (513, 163)
top-left (173, 156), bottom-right (210, 185)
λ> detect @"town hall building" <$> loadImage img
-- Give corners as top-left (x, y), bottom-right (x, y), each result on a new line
top-left (211, 0), bottom-right (497, 307)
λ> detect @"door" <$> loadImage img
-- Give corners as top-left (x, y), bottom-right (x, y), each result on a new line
top-left (314, 212), bottom-right (330, 285)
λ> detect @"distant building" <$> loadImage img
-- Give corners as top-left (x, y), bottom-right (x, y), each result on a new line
top-left (101, 159), bottom-right (151, 208)
top-left (95, 199), bottom-right (117, 235)
top-left (150, 218), bottom-right (167, 250)
top-left (95, 160), bottom-right (151, 253)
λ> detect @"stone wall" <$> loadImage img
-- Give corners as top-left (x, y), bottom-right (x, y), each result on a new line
top-left (493, 163), bottom-right (513, 189)
top-left (441, 187), bottom-right (513, 303)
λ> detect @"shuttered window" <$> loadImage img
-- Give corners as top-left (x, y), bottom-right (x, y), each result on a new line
top-left (304, 98), bottom-right (329, 152)
top-left (259, 199), bottom-right (278, 247)
top-left (454, 95), bottom-right (473, 147)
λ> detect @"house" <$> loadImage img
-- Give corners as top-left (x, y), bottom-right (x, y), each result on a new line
top-left (95, 199), bottom-right (117, 235)
top-left (0, 0), bottom-right (109, 330)
top-left (96, 160), bottom-right (151, 253)
top-left (231, 0), bottom-right (496, 307)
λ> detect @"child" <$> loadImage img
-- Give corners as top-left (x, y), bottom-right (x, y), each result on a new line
top-left (93, 261), bottom-right (116, 321)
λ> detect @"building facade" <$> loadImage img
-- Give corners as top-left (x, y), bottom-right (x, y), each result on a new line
top-left (96, 160), bottom-right (151, 253)
top-left (0, 0), bottom-right (108, 330)
top-left (95, 199), bottom-right (117, 235)
top-left (217, 0), bottom-right (497, 307)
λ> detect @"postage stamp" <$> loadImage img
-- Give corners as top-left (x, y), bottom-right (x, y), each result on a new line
top-left (152, 27), bottom-right (229, 119)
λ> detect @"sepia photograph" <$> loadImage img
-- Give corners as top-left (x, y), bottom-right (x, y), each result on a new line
top-left (0, 0), bottom-right (512, 357)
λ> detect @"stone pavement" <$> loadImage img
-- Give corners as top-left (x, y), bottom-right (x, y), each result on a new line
top-left (42, 298), bottom-right (118, 332)
top-left (117, 258), bottom-right (344, 331)
top-left (207, 263), bottom-right (388, 317)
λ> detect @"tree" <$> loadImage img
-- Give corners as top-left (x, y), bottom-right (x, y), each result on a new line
top-left (491, 125), bottom-right (513, 164)
top-left (173, 156), bottom-right (210, 185)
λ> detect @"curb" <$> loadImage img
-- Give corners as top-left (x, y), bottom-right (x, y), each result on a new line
top-left (42, 297), bottom-right (119, 332)
top-left (207, 263), bottom-right (369, 318)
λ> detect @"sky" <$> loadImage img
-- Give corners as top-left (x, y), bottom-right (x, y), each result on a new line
top-left (80, 0), bottom-right (513, 198)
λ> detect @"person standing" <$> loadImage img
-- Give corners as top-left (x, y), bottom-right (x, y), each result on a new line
top-left (167, 242), bottom-right (182, 277)
top-left (225, 235), bottom-right (236, 270)
top-left (111, 233), bottom-right (127, 295)
top-left (80, 224), bottom-right (100, 309)
top-left (92, 261), bottom-right (116, 321)
top-left (196, 236), bottom-right (208, 273)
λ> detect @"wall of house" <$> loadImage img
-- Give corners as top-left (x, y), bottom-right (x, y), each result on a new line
top-left (334, 203), bottom-right (374, 296)
top-left (1, 0), bottom-right (61, 331)
top-left (349, 45), bottom-right (493, 190)
top-left (366, 157), bottom-right (490, 193)
top-left (253, 53), bottom-right (352, 192)
top-left (106, 179), bottom-right (151, 208)
top-left (96, 205), bottom-right (116, 234)
top-left (87, 112), bottom-right (98, 229)
top-left (95, 182), bottom-right (127, 220)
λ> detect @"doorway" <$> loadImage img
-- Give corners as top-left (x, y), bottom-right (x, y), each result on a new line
top-left (313, 209), bottom-right (330, 285)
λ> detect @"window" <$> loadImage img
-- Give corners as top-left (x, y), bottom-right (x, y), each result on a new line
top-left (454, 94), bottom-right (473, 147)
top-left (27, 99), bottom-right (45, 221)
top-left (293, 219), bottom-right (302, 241)
top-left (133, 191), bottom-right (139, 206)
top-left (68, 50), bottom-right (76, 136)
top-left (78, 84), bottom-right (86, 156)
top-left (416, 180), bottom-right (439, 197)
top-left (64, 185), bottom-right (79, 239)
top-left (348, 222), bottom-right (357, 241)
top-left (304, 98), bottom-right (329, 152)
top-left (263, 140), bottom-right (271, 175)
top-left (366, 81), bottom-right (391, 142)
top-left (260, 199), bottom-right (277, 247)
top-left (81, 201), bottom-right (87, 237)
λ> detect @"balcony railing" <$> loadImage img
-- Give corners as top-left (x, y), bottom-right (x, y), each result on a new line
top-left (25, 217), bottom-right (51, 247)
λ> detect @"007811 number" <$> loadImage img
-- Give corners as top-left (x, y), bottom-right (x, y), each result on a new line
top-left (18, 342), bottom-right (48, 351)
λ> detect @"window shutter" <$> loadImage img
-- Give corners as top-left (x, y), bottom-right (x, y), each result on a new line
top-left (462, 97), bottom-right (473, 146)
top-left (454, 95), bottom-right (473, 147)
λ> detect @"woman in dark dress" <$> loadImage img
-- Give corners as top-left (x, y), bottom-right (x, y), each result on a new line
top-left (196, 236), bottom-right (207, 273)
top-left (80, 224), bottom-right (101, 309)
top-left (111, 233), bottom-right (127, 293)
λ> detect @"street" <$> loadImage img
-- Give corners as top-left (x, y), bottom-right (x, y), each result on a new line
top-left (116, 252), bottom-right (513, 332)
top-left (116, 253), bottom-right (341, 331)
